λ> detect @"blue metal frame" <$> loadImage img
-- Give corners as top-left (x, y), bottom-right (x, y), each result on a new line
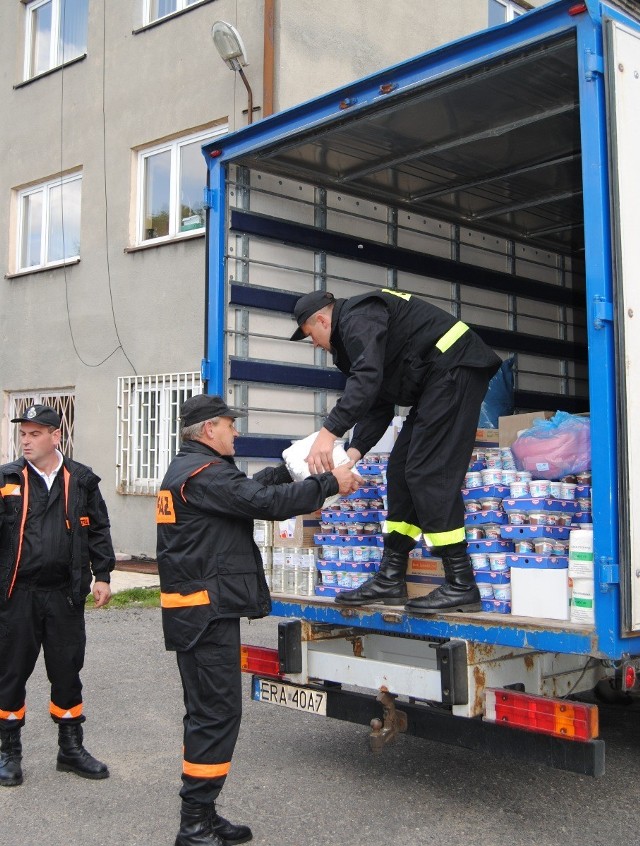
top-left (271, 599), bottom-right (596, 655)
top-left (202, 0), bottom-right (640, 659)
top-left (202, 158), bottom-right (226, 395)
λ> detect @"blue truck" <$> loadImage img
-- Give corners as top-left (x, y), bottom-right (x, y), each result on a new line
top-left (201, 0), bottom-right (640, 776)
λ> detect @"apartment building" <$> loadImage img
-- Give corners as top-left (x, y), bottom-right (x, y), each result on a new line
top-left (0, 0), bottom-right (541, 558)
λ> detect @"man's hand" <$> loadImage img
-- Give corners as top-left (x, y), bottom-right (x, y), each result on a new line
top-left (306, 427), bottom-right (339, 473)
top-left (92, 581), bottom-right (112, 608)
top-left (332, 462), bottom-right (361, 496)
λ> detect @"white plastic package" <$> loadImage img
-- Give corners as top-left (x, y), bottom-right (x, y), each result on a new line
top-left (282, 431), bottom-right (352, 508)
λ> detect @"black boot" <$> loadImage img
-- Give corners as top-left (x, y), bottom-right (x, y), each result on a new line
top-left (334, 548), bottom-right (408, 606)
top-left (56, 723), bottom-right (109, 779)
top-left (0, 728), bottom-right (23, 787)
top-left (175, 802), bottom-right (225, 846)
top-left (405, 543), bottom-right (481, 614)
top-left (209, 803), bottom-right (253, 845)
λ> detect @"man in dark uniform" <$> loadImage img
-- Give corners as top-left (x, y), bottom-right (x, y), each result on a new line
top-left (0, 404), bottom-right (114, 787)
top-left (290, 288), bottom-right (501, 614)
top-left (156, 394), bottom-right (359, 846)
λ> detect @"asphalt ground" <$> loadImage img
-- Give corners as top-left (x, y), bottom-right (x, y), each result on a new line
top-left (2, 606), bottom-right (640, 846)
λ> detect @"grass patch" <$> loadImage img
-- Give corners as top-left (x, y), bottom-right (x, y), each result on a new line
top-left (86, 586), bottom-right (161, 609)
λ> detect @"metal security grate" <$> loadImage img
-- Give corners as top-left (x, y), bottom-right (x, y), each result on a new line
top-left (116, 372), bottom-right (201, 495)
top-left (8, 391), bottom-right (75, 460)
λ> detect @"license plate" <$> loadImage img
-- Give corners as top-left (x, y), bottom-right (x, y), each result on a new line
top-left (252, 677), bottom-right (327, 715)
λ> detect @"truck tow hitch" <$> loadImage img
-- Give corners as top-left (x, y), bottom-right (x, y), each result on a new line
top-left (369, 691), bottom-right (408, 753)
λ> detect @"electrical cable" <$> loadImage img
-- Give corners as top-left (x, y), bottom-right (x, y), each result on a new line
top-left (59, 0), bottom-right (137, 372)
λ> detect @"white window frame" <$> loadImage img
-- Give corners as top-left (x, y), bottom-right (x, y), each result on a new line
top-left (116, 372), bottom-right (202, 495)
top-left (489, 0), bottom-right (526, 24)
top-left (23, 0), bottom-right (88, 80)
top-left (136, 127), bottom-right (226, 246)
top-left (6, 390), bottom-right (75, 462)
top-left (16, 172), bottom-right (82, 272)
top-left (144, 0), bottom-right (203, 25)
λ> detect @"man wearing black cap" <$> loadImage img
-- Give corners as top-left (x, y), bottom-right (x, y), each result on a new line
top-left (0, 405), bottom-right (115, 787)
top-left (290, 288), bottom-right (501, 614)
top-left (156, 393), bottom-right (359, 846)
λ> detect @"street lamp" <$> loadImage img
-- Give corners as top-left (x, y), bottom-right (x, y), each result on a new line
top-left (211, 20), bottom-right (254, 125)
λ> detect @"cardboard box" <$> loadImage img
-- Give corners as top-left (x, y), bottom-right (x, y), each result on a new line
top-left (510, 562), bottom-right (569, 620)
top-left (272, 512), bottom-right (321, 548)
top-left (498, 411), bottom-right (554, 448)
top-left (475, 427), bottom-right (499, 445)
top-left (406, 557), bottom-right (445, 598)
top-left (407, 557), bottom-right (444, 578)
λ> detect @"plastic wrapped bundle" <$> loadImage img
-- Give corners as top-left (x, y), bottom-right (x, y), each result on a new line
top-left (282, 431), bottom-right (353, 508)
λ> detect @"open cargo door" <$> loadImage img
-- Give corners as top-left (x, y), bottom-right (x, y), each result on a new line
top-left (605, 16), bottom-right (640, 631)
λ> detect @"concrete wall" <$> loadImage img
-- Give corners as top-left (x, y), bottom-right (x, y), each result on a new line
top-left (0, 0), bottom-right (549, 558)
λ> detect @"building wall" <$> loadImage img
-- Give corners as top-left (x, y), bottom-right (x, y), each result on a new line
top-left (0, 0), bottom-right (547, 558)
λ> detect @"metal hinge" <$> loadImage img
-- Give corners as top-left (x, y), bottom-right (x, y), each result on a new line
top-left (599, 557), bottom-right (619, 592)
top-left (593, 295), bottom-right (613, 330)
top-left (201, 358), bottom-right (212, 382)
top-left (585, 49), bottom-right (604, 81)
top-left (202, 187), bottom-right (217, 210)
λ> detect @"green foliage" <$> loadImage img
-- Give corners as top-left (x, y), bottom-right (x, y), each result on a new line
top-left (86, 587), bottom-right (160, 609)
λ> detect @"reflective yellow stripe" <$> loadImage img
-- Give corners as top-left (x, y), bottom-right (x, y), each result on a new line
top-left (50, 702), bottom-right (83, 719)
top-left (424, 527), bottom-right (466, 546)
top-left (161, 590), bottom-right (210, 609)
top-left (0, 483), bottom-right (20, 497)
top-left (381, 288), bottom-right (412, 300)
top-left (382, 520), bottom-right (422, 540)
top-left (435, 321), bottom-right (469, 353)
top-left (183, 759), bottom-right (231, 779)
top-left (0, 706), bottom-right (26, 721)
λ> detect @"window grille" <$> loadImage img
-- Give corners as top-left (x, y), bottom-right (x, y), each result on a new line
top-left (7, 391), bottom-right (75, 460)
top-left (116, 372), bottom-right (201, 495)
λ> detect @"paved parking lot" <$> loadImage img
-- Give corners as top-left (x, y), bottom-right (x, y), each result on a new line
top-left (3, 605), bottom-right (640, 846)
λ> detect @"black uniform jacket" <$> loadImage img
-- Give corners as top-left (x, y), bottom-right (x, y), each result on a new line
top-left (324, 290), bottom-right (501, 455)
top-left (0, 457), bottom-right (115, 605)
top-left (156, 439), bottom-right (339, 652)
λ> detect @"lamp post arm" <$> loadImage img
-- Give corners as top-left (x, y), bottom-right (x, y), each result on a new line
top-left (238, 67), bottom-right (254, 125)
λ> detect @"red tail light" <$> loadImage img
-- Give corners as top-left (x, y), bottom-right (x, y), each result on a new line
top-left (241, 645), bottom-right (282, 678)
top-left (485, 688), bottom-right (599, 741)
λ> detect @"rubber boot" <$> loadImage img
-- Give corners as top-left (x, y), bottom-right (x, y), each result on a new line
top-left (209, 803), bottom-right (253, 845)
top-left (405, 542), bottom-right (481, 614)
top-left (334, 548), bottom-right (408, 606)
top-left (56, 723), bottom-right (109, 780)
top-left (0, 728), bottom-right (23, 787)
top-left (175, 802), bottom-right (225, 846)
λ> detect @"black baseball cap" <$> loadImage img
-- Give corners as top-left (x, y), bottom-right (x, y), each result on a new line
top-left (290, 290), bottom-right (336, 341)
top-left (11, 404), bottom-right (61, 428)
top-left (180, 394), bottom-right (247, 427)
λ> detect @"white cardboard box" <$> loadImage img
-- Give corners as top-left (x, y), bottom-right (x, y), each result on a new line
top-left (510, 562), bottom-right (570, 621)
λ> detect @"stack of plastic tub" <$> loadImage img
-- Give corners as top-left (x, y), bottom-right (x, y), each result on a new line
top-left (314, 456), bottom-right (388, 598)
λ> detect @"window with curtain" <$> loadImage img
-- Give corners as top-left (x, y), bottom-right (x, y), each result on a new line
top-left (136, 126), bottom-right (227, 244)
top-left (488, 0), bottom-right (526, 27)
top-left (24, 0), bottom-right (88, 80)
top-left (16, 172), bottom-right (82, 271)
top-left (146, 0), bottom-right (203, 25)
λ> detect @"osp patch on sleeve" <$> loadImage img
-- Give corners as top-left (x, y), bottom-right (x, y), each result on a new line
top-left (156, 490), bottom-right (176, 523)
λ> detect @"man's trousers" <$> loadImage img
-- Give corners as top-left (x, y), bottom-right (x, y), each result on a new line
top-left (0, 587), bottom-right (86, 729)
top-left (176, 617), bottom-right (242, 805)
top-left (386, 365), bottom-right (492, 548)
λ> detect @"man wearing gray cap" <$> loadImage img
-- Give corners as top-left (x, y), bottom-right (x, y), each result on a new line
top-left (157, 394), bottom-right (359, 846)
top-left (290, 288), bottom-right (501, 615)
top-left (0, 404), bottom-right (115, 788)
